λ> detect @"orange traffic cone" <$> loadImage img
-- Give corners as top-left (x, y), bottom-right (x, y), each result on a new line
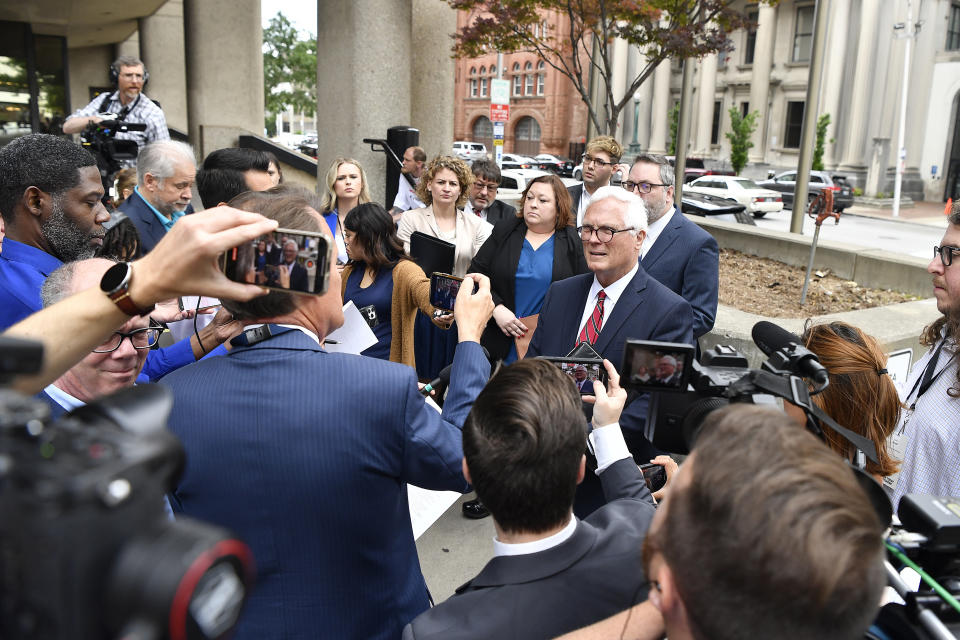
top-left (947, 198), bottom-right (954, 216)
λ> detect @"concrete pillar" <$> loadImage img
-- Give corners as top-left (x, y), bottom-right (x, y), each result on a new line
top-left (610, 38), bottom-right (629, 137)
top-left (747, 4), bottom-right (776, 163)
top-left (635, 50), bottom-right (653, 150)
top-left (183, 0), bottom-right (264, 157)
top-left (67, 45), bottom-right (112, 114)
top-left (411, 0), bottom-right (456, 158)
top-left (839, 0), bottom-right (881, 170)
top-left (648, 60), bottom-right (671, 154)
top-left (818, 0), bottom-right (851, 167)
top-left (115, 30), bottom-right (140, 60)
top-left (139, 0), bottom-right (188, 133)
top-left (318, 1), bottom-right (412, 202)
top-left (694, 54), bottom-right (718, 155)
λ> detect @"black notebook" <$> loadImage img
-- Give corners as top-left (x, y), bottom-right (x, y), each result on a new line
top-left (409, 231), bottom-right (455, 276)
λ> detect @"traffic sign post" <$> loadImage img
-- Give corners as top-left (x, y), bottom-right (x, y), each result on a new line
top-left (490, 104), bottom-right (509, 122)
top-left (490, 79), bottom-right (510, 168)
top-left (493, 121), bottom-right (505, 167)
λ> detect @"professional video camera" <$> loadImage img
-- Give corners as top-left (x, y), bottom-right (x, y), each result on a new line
top-left (79, 111), bottom-right (147, 199)
top-left (0, 336), bottom-right (254, 640)
top-left (624, 320), bottom-right (877, 464)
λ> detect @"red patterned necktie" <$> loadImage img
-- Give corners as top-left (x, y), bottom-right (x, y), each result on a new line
top-left (577, 290), bottom-right (606, 345)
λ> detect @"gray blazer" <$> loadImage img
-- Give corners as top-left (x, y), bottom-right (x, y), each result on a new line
top-left (402, 458), bottom-right (656, 640)
top-left (397, 205), bottom-right (493, 277)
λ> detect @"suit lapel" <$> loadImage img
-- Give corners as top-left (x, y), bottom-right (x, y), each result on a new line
top-left (455, 524), bottom-right (598, 592)
top-left (561, 276), bottom-right (593, 350)
top-left (640, 209), bottom-right (682, 269)
top-left (593, 269), bottom-right (647, 355)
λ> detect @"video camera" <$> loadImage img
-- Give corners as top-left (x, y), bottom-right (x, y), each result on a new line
top-left (79, 111), bottom-right (147, 199)
top-left (626, 320), bottom-right (877, 464)
top-left (0, 336), bottom-right (254, 640)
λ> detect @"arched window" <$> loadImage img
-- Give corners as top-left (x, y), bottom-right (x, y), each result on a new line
top-left (537, 61), bottom-right (545, 96)
top-left (473, 116), bottom-right (494, 155)
top-left (489, 65), bottom-right (497, 76)
top-left (512, 62), bottom-right (522, 96)
top-left (524, 61), bottom-right (533, 70)
top-left (480, 76), bottom-right (488, 97)
top-left (480, 65), bottom-right (486, 75)
top-left (514, 116), bottom-right (541, 155)
top-left (524, 62), bottom-right (534, 95)
top-left (469, 67), bottom-right (478, 98)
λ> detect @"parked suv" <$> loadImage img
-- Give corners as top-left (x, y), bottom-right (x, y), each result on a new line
top-left (453, 141), bottom-right (487, 162)
top-left (757, 170), bottom-right (853, 213)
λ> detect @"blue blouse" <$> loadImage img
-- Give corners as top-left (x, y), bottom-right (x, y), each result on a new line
top-left (343, 265), bottom-right (394, 360)
top-left (506, 235), bottom-right (555, 363)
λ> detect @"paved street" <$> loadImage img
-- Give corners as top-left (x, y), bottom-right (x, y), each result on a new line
top-left (751, 201), bottom-right (948, 260)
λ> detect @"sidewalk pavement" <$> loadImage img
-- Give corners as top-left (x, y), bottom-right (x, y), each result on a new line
top-left (842, 200), bottom-right (951, 228)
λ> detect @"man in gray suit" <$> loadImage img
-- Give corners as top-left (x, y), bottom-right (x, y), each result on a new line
top-left (403, 358), bottom-right (658, 640)
top-left (464, 159), bottom-right (516, 225)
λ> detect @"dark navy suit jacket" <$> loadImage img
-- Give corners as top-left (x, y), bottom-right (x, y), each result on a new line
top-left (403, 458), bottom-right (656, 639)
top-left (163, 331), bottom-right (490, 640)
top-left (641, 207), bottom-right (719, 339)
top-left (527, 268), bottom-right (692, 515)
top-left (118, 189), bottom-right (194, 256)
top-left (482, 199), bottom-right (517, 226)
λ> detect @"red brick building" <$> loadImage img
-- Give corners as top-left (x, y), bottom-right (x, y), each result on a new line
top-left (452, 10), bottom-right (589, 159)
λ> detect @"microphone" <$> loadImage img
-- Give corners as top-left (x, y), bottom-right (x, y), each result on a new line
top-left (751, 321), bottom-right (829, 386)
top-left (419, 346), bottom-right (492, 396)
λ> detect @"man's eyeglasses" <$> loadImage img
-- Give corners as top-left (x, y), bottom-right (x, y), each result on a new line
top-left (474, 181), bottom-right (499, 193)
top-left (934, 245), bottom-right (960, 267)
top-left (622, 181), bottom-right (668, 194)
top-left (581, 154), bottom-right (616, 168)
top-left (93, 327), bottom-right (163, 353)
top-left (577, 225), bottom-right (635, 243)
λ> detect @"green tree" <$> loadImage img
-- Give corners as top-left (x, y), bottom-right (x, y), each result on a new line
top-left (812, 113), bottom-right (833, 171)
top-left (725, 107), bottom-right (758, 175)
top-left (263, 12), bottom-right (317, 130)
top-left (449, 0), bottom-right (767, 136)
top-left (668, 102), bottom-right (680, 155)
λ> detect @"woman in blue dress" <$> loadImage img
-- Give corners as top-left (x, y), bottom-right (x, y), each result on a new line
top-left (319, 157), bottom-right (372, 267)
top-left (468, 174), bottom-right (588, 363)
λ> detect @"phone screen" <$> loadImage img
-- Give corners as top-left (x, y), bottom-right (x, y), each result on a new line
top-left (536, 357), bottom-right (607, 394)
top-left (622, 340), bottom-right (694, 393)
top-left (221, 228), bottom-right (333, 296)
top-left (430, 273), bottom-right (464, 312)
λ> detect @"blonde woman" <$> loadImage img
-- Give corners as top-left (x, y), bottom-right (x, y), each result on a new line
top-left (320, 157), bottom-right (372, 265)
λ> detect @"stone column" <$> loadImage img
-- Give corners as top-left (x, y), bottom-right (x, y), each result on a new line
top-left (635, 50), bottom-right (654, 150)
top-left (139, 0), bottom-right (188, 133)
top-left (648, 60), bottom-right (671, 154)
top-left (411, 0), bottom-right (456, 158)
top-left (818, 0), bottom-right (851, 167)
top-left (317, 1), bottom-right (412, 201)
top-left (115, 30), bottom-right (140, 60)
top-left (694, 54), bottom-right (717, 155)
top-left (838, 0), bottom-right (881, 170)
top-left (183, 0), bottom-right (263, 157)
top-left (610, 37), bottom-right (629, 137)
top-left (747, 4), bottom-right (776, 163)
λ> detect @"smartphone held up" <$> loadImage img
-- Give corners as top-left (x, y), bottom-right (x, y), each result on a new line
top-left (221, 227), bottom-right (334, 296)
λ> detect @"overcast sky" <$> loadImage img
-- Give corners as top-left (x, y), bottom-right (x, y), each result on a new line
top-left (261, 0), bottom-right (317, 37)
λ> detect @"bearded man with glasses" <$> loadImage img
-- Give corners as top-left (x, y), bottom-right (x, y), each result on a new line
top-left (890, 203), bottom-right (960, 506)
top-left (37, 258), bottom-right (161, 418)
top-left (528, 186), bottom-right (693, 517)
top-left (623, 153), bottom-right (719, 340)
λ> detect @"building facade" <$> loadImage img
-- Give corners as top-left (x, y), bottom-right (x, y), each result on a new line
top-left (452, 10), bottom-right (589, 160)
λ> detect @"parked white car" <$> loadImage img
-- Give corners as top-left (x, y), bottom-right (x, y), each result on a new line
top-left (453, 141), bottom-right (487, 162)
top-left (498, 168), bottom-right (550, 204)
top-left (501, 153), bottom-right (538, 170)
top-left (685, 175), bottom-right (784, 218)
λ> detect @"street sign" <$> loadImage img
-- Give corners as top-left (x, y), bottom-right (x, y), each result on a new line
top-left (490, 104), bottom-right (509, 122)
top-left (491, 79), bottom-right (510, 105)
top-left (494, 121), bottom-right (505, 167)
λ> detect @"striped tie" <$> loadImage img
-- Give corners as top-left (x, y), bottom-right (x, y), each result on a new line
top-left (577, 290), bottom-right (606, 345)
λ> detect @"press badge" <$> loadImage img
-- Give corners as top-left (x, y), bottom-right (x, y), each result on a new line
top-left (883, 422), bottom-right (910, 492)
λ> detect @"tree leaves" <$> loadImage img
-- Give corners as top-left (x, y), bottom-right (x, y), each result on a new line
top-left (263, 12), bottom-right (317, 123)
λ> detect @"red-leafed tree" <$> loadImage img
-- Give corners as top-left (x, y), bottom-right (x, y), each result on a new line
top-left (449, 0), bottom-right (764, 136)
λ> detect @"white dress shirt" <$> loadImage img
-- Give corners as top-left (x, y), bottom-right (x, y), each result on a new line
top-left (640, 205), bottom-right (675, 260)
top-left (576, 184), bottom-right (596, 227)
top-left (576, 263), bottom-right (639, 339)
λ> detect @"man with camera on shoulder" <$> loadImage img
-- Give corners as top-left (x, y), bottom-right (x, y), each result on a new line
top-left (63, 55), bottom-right (169, 166)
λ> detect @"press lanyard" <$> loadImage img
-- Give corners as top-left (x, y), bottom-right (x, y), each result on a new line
top-left (906, 338), bottom-right (954, 409)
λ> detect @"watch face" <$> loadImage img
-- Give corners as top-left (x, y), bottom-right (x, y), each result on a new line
top-left (101, 261), bottom-right (130, 292)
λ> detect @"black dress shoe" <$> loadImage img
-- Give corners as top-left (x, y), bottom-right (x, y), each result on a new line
top-left (462, 498), bottom-right (490, 519)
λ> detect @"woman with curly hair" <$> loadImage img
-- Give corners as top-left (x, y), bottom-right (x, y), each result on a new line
top-left (319, 157), bottom-right (372, 266)
top-left (396, 155), bottom-right (492, 378)
top-left (784, 321), bottom-right (902, 483)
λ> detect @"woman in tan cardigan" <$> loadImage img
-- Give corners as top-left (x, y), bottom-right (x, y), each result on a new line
top-left (341, 202), bottom-right (450, 368)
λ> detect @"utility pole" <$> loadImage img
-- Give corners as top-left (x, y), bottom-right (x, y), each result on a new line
top-left (892, 0), bottom-right (916, 218)
top-left (790, 0), bottom-right (831, 234)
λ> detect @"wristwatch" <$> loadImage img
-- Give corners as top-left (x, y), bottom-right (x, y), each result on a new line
top-left (100, 262), bottom-right (155, 316)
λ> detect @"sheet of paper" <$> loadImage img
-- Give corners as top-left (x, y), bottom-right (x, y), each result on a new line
top-left (323, 300), bottom-right (378, 354)
top-left (408, 387), bottom-right (461, 539)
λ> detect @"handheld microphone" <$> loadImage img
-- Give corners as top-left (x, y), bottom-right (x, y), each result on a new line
top-left (419, 346), bottom-right (492, 396)
top-left (751, 321), bottom-right (829, 386)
